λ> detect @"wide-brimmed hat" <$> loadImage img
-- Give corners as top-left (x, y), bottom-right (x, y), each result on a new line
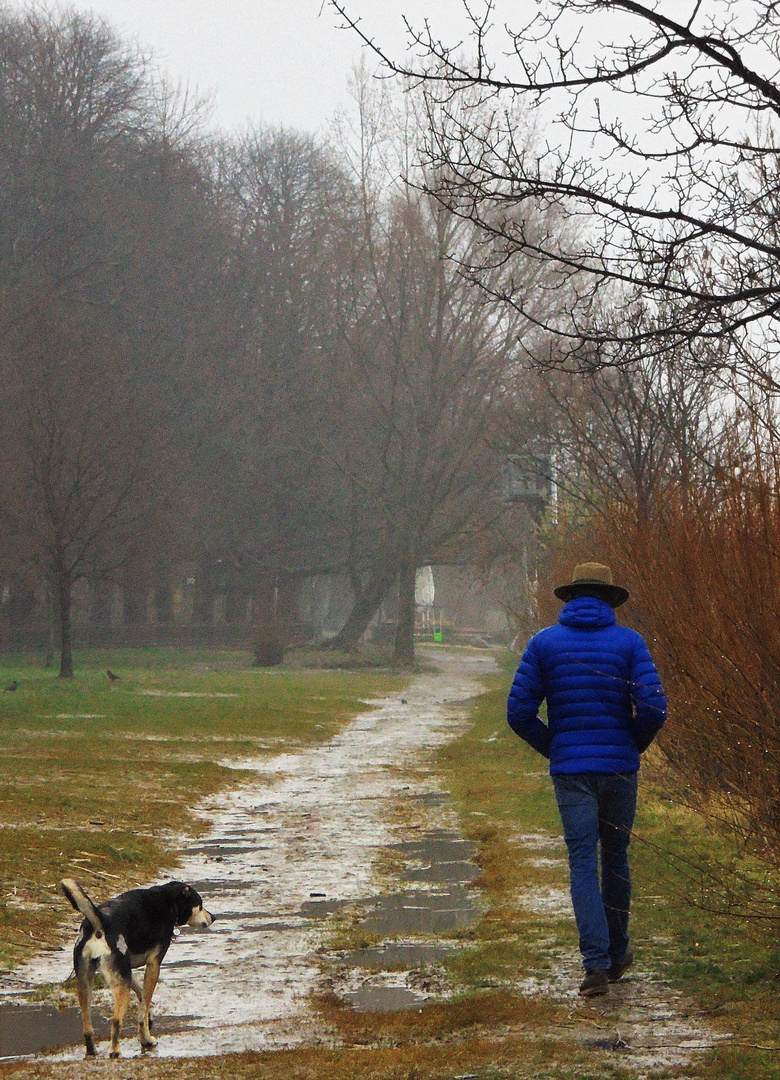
top-left (554, 562), bottom-right (629, 608)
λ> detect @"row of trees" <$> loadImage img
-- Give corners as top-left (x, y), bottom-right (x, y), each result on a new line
top-left (0, 9), bottom-right (548, 675)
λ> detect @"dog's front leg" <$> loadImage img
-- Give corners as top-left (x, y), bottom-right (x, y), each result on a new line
top-left (138, 955), bottom-right (161, 1050)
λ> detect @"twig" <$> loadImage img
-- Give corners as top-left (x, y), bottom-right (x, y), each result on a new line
top-left (81, 867), bottom-right (122, 881)
top-left (566, 1010), bottom-right (608, 1029)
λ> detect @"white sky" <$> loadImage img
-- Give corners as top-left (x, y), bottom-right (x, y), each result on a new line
top-left (4, 1), bottom-right (474, 136)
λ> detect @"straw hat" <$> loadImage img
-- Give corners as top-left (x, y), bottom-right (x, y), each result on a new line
top-left (553, 562), bottom-right (629, 608)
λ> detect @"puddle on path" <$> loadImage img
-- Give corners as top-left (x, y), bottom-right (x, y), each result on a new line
top-left (0, 649), bottom-right (494, 1062)
top-left (340, 942), bottom-right (456, 971)
top-left (359, 884), bottom-right (477, 936)
top-left (0, 1003), bottom-right (190, 1061)
top-left (357, 832), bottom-right (480, 936)
top-left (0, 1004), bottom-right (106, 1060)
top-left (343, 985), bottom-right (423, 1012)
top-left (321, 827), bottom-right (480, 1014)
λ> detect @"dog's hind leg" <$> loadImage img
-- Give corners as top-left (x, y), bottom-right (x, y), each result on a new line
top-left (108, 982), bottom-right (131, 1059)
top-left (138, 955), bottom-right (161, 1050)
top-left (103, 960), bottom-right (132, 1059)
top-left (74, 956), bottom-right (97, 1057)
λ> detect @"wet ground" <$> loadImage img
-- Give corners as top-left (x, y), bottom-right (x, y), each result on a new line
top-left (0, 649), bottom-right (493, 1061)
top-left (0, 647), bottom-right (724, 1076)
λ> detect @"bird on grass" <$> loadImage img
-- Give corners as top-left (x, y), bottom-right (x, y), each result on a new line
top-left (4, 680), bottom-right (18, 691)
top-left (107, 670), bottom-right (120, 682)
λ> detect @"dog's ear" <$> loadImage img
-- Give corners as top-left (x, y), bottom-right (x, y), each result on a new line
top-left (168, 881), bottom-right (200, 922)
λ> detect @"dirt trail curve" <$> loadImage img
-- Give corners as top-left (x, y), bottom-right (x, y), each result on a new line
top-left (11, 648), bottom-right (496, 1059)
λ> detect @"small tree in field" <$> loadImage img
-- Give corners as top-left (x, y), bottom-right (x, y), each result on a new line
top-left (1, 310), bottom-right (167, 676)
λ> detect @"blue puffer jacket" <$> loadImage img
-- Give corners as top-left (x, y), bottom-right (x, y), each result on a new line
top-left (507, 595), bottom-right (667, 774)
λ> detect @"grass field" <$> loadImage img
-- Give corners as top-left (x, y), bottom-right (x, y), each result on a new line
top-left (0, 647), bottom-right (777, 1080)
top-left (0, 646), bottom-right (404, 969)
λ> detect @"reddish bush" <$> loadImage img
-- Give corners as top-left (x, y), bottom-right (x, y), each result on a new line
top-left (534, 445), bottom-right (780, 922)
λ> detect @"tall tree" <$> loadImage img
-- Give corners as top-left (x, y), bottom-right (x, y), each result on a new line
top-left (0, 308), bottom-right (169, 676)
top-left (200, 129), bottom-right (357, 663)
top-left (323, 75), bottom-right (531, 665)
top-left (0, 8), bottom-right (232, 668)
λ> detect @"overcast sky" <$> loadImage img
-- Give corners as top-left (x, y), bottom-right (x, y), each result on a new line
top-left (4, 1), bottom-right (474, 135)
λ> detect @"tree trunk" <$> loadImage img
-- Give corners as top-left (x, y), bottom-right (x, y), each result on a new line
top-left (327, 564), bottom-right (396, 651)
top-left (252, 578), bottom-right (285, 666)
top-left (58, 568), bottom-right (74, 678)
top-left (193, 556), bottom-right (217, 624)
top-left (122, 557), bottom-right (149, 626)
top-left (225, 582), bottom-right (249, 624)
top-left (393, 553), bottom-right (417, 669)
top-left (91, 579), bottom-right (113, 639)
top-left (277, 575), bottom-right (304, 642)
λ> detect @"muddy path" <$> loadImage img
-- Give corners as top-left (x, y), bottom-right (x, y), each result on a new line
top-left (1, 649), bottom-right (495, 1060)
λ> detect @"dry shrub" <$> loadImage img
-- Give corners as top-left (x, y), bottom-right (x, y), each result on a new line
top-left (614, 472), bottom-right (780, 853)
top-left (600, 458), bottom-right (780, 923)
top-left (534, 451), bottom-right (780, 924)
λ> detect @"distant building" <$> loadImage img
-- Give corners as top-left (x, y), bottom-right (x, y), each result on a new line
top-left (501, 452), bottom-right (555, 522)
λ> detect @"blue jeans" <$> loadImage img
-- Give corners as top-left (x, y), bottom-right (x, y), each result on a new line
top-left (552, 771), bottom-right (638, 971)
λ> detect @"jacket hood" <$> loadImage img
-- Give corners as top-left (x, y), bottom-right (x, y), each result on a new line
top-left (558, 594), bottom-right (616, 629)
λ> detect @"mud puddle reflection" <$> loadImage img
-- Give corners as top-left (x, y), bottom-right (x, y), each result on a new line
top-left (0, 1003), bottom-right (191, 1060)
top-left (326, 829), bottom-right (481, 1013)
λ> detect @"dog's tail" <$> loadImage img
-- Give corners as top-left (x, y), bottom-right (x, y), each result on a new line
top-left (60, 878), bottom-right (104, 935)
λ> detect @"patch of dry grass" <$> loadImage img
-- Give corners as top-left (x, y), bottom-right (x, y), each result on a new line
top-left (0, 1037), bottom-right (634, 1080)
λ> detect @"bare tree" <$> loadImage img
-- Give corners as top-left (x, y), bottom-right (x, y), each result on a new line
top-left (0, 7), bottom-right (234, 660)
top-left (0, 310), bottom-right (169, 676)
top-left (331, 0), bottom-right (780, 380)
top-left (322, 74), bottom-right (530, 666)
top-left (202, 128), bottom-right (358, 664)
top-left (0, 8), bottom-right (151, 326)
top-left (535, 351), bottom-right (723, 527)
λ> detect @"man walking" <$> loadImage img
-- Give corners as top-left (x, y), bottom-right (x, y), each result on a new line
top-left (507, 563), bottom-right (667, 996)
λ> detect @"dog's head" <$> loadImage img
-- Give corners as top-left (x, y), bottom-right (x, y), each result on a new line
top-left (165, 882), bottom-right (215, 928)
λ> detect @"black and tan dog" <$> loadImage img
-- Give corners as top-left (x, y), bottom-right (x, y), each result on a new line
top-left (61, 877), bottom-right (214, 1058)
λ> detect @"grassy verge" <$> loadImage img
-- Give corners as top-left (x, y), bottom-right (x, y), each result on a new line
top-left (0, 647), bottom-right (403, 969)
top-left (435, 655), bottom-right (780, 1080)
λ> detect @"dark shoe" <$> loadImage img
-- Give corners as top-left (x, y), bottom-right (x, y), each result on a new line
top-left (579, 969), bottom-right (610, 996)
top-left (608, 947), bottom-right (634, 982)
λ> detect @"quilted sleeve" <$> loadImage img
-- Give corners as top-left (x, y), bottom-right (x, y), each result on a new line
top-left (507, 636), bottom-right (552, 758)
top-left (630, 635), bottom-right (668, 752)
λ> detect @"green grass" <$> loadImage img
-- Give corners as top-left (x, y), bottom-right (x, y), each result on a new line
top-left (0, 647), bottom-right (403, 968)
top-left (1, 647), bottom-right (778, 1080)
top-left (434, 653), bottom-right (780, 1080)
